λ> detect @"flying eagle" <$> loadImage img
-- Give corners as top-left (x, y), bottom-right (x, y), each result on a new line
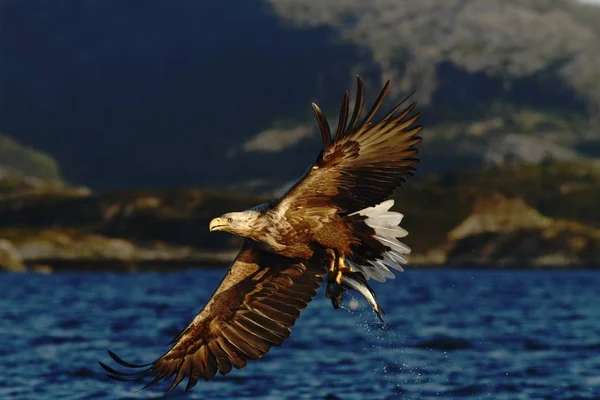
top-left (100, 77), bottom-right (422, 391)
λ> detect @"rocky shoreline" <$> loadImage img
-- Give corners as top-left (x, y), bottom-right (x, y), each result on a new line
top-left (2, 167), bottom-right (599, 272)
top-left (6, 252), bottom-right (599, 274)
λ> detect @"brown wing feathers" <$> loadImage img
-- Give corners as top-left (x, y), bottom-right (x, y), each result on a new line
top-left (313, 76), bottom-right (397, 149)
top-left (304, 76), bottom-right (422, 214)
top-left (275, 76), bottom-right (422, 217)
top-left (100, 244), bottom-right (324, 392)
top-left (360, 79), bottom-right (391, 128)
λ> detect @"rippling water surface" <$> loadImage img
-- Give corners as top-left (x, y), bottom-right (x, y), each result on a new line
top-left (1, 268), bottom-right (599, 399)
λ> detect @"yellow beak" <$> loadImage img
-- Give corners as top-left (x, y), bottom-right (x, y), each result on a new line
top-left (209, 217), bottom-right (226, 232)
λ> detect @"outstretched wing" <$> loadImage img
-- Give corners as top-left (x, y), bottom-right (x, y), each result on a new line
top-left (100, 241), bottom-right (324, 392)
top-left (275, 76), bottom-right (422, 216)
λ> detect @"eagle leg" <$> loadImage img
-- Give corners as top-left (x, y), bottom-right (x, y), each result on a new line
top-left (325, 250), bottom-right (351, 310)
top-left (325, 249), bottom-right (337, 282)
top-left (335, 254), bottom-right (351, 285)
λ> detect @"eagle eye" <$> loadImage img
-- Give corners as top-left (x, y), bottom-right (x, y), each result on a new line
top-left (227, 217), bottom-right (233, 223)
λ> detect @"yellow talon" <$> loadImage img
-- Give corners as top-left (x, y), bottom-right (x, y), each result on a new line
top-left (325, 249), bottom-right (337, 282)
top-left (335, 254), bottom-right (350, 284)
top-left (337, 254), bottom-right (345, 269)
top-left (335, 270), bottom-right (343, 284)
top-left (325, 250), bottom-right (351, 284)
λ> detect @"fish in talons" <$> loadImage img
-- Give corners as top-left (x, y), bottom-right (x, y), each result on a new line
top-left (325, 253), bottom-right (386, 322)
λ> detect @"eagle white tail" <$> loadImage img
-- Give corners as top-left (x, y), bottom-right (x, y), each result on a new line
top-left (348, 199), bottom-right (410, 282)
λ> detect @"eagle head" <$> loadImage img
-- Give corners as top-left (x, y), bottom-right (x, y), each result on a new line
top-left (209, 210), bottom-right (261, 237)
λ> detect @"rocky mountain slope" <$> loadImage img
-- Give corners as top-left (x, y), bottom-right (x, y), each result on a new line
top-left (1, 0), bottom-right (599, 189)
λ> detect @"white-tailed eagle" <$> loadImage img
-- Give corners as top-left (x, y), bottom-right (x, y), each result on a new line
top-left (100, 77), bottom-right (422, 391)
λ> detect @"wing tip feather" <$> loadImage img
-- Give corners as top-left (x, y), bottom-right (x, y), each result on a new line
top-left (312, 102), bottom-right (332, 152)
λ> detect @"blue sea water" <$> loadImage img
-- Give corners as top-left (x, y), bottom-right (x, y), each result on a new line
top-left (0, 268), bottom-right (599, 400)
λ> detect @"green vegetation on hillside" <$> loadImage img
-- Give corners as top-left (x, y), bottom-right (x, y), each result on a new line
top-left (0, 135), bottom-right (63, 181)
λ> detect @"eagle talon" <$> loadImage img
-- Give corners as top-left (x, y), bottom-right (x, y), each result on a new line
top-left (335, 258), bottom-right (351, 285)
top-left (324, 250), bottom-right (353, 308)
top-left (335, 267), bottom-right (352, 285)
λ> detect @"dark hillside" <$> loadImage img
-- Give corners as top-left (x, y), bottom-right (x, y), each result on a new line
top-left (1, 0), bottom-right (599, 189)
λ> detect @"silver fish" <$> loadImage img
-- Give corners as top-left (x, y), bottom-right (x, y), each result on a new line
top-left (327, 270), bottom-right (385, 322)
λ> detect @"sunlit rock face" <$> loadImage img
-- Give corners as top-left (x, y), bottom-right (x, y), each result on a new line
top-left (447, 193), bottom-right (553, 241)
top-left (0, 239), bottom-right (25, 272)
top-left (441, 192), bottom-right (600, 268)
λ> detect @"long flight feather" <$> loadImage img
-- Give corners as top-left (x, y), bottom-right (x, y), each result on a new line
top-left (360, 80), bottom-right (390, 128)
top-left (335, 90), bottom-right (349, 140)
top-left (311, 103), bottom-right (332, 152)
top-left (380, 90), bottom-right (417, 123)
top-left (346, 76), bottom-right (365, 136)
